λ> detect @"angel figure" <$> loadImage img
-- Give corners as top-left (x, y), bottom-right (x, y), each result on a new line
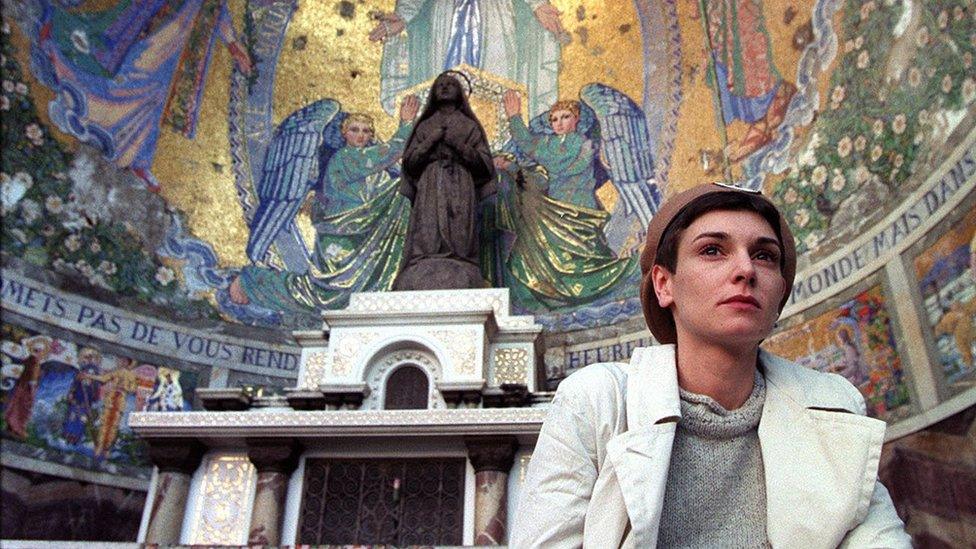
top-left (229, 95), bottom-right (420, 315)
top-left (492, 85), bottom-right (659, 309)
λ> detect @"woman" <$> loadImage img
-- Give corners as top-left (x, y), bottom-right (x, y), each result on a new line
top-left (512, 183), bottom-right (910, 547)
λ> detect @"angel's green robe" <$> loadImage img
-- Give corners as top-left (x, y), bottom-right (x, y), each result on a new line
top-left (238, 122), bottom-right (413, 317)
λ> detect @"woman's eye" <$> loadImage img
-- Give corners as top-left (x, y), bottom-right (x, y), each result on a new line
top-left (700, 245), bottom-right (721, 256)
top-left (755, 250), bottom-right (779, 262)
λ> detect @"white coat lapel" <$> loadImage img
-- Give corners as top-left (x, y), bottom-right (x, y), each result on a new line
top-left (759, 356), bottom-right (887, 549)
top-left (604, 346), bottom-right (682, 547)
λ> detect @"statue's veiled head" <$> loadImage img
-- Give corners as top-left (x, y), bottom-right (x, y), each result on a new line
top-left (432, 73), bottom-right (464, 106)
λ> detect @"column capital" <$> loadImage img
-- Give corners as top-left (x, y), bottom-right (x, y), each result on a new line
top-left (246, 438), bottom-right (302, 474)
top-left (465, 435), bottom-right (519, 474)
top-left (146, 438), bottom-right (206, 474)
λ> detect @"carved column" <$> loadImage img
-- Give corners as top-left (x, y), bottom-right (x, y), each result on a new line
top-left (144, 438), bottom-right (205, 545)
top-left (465, 436), bottom-right (519, 545)
top-left (246, 439), bottom-right (301, 546)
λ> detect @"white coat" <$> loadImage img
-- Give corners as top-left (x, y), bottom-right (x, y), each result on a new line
top-left (511, 345), bottom-right (911, 548)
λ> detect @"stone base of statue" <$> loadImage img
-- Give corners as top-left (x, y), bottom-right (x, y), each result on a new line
top-left (393, 257), bottom-right (487, 290)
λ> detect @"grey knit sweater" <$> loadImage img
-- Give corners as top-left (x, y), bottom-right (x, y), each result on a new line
top-left (656, 372), bottom-right (769, 548)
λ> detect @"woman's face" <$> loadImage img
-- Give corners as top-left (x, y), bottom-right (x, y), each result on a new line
top-left (549, 109), bottom-right (579, 135)
top-left (342, 120), bottom-right (374, 148)
top-left (653, 209), bottom-right (786, 349)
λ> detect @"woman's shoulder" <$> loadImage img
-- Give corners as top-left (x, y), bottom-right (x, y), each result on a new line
top-left (760, 350), bottom-right (866, 414)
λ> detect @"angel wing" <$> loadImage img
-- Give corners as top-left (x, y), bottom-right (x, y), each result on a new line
top-left (581, 83), bottom-right (660, 225)
top-left (245, 99), bottom-right (344, 272)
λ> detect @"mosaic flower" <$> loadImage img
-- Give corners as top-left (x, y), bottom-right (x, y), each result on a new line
top-left (941, 74), bottom-right (953, 94)
top-left (1, 20), bottom-right (9, 34)
top-left (891, 114), bottom-right (906, 135)
top-left (70, 30), bottom-right (90, 54)
top-left (907, 67), bottom-right (921, 88)
top-left (844, 39), bottom-right (856, 53)
top-left (803, 232), bottom-right (821, 250)
top-left (14, 82), bottom-right (27, 95)
top-left (64, 233), bottom-right (82, 252)
top-left (854, 165), bottom-right (870, 184)
top-left (872, 119), bottom-right (884, 136)
top-left (964, 52), bottom-right (973, 69)
top-left (20, 199), bottom-right (40, 224)
top-left (25, 123), bottom-right (43, 145)
top-left (871, 144), bottom-right (884, 162)
top-left (155, 266), bottom-right (175, 286)
top-left (812, 165), bottom-right (828, 186)
top-left (919, 109), bottom-right (930, 124)
top-left (52, 258), bottom-right (68, 271)
top-left (76, 260), bottom-right (95, 278)
top-left (89, 240), bottom-right (101, 253)
top-left (856, 50), bottom-right (870, 69)
top-left (893, 154), bottom-right (904, 168)
top-left (962, 78), bottom-right (976, 103)
top-left (40, 224), bottom-right (55, 237)
top-left (0, 96), bottom-right (8, 111)
top-left (831, 173), bottom-right (847, 191)
top-left (954, 6), bottom-right (964, 21)
top-left (784, 188), bottom-right (798, 204)
top-left (795, 208), bottom-right (810, 228)
top-left (854, 36), bottom-right (864, 50)
top-left (854, 135), bottom-right (867, 152)
top-left (830, 85), bottom-right (846, 108)
top-left (98, 260), bottom-right (117, 275)
top-left (836, 136), bottom-right (852, 158)
top-left (2, 172), bottom-right (33, 213)
top-left (860, 1), bottom-right (875, 20)
top-left (45, 195), bottom-right (63, 214)
top-left (917, 27), bottom-right (930, 47)
top-left (937, 11), bottom-right (948, 29)
top-left (1, 80), bottom-right (13, 93)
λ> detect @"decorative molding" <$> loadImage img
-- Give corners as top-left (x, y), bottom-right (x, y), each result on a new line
top-left (146, 438), bottom-right (206, 475)
top-left (130, 408), bottom-right (547, 438)
top-left (363, 349), bottom-right (444, 410)
top-left (246, 439), bottom-right (301, 474)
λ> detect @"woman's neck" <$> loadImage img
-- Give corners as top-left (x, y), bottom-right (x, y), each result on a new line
top-left (674, 336), bottom-right (760, 410)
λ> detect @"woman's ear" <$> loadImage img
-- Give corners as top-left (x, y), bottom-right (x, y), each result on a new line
top-left (651, 264), bottom-right (674, 309)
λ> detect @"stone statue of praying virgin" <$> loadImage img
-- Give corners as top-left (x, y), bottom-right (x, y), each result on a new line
top-left (392, 71), bottom-right (496, 291)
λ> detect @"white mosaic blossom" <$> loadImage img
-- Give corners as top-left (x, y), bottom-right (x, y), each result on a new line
top-left (98, 260), bottom-right (117, 275)
top-left (873, 119), bottom-right (884, 136)
top-left (854, 135), bottom-right (867, 152)
top-left (1, 172), bottom-right (32, 212)
top-left (837, 136), bottom-right (852, 158)
top-left (937, 11), bottom-right (948, 29)
top-left (803, 232), bottom-right (821, 250)
top-left (871, 145), bottom-right (884, 162)
top-left (854, 165), bottom-right (870, 184)
top-left (89, 240), bottom-right (101, 253)
top-left (856, 50), bottom-right (870, 69)
top-left (45, 195), bottom-right (63, 214)
top-left (795, 208), bottom-right (810, 228)
top-left (783, 188), bottom-right (798, 204)
top-left (892, 114), bottom-right (907, 135)
top-left (155, 266), bottom-right (175, 286)
top-left (0, 96), bottom-right (8, 111)
top-left (941, 74), bottom-right (954, 94)
top-left (25, 123), bottom-right (43, 145)
top-left (830, 173), bottom-right (846, 192)
top-left (830, 86), bottom-right (845, 108)
top-left (14, 82), bottom-right (27, 95)
top-left (76, 260), bottom-right (95, 278)
top-left (1, 80), bottom-right (13, 93)
top-left (64, 233), bottom-right (82, 252)
top-left (907, 67), bottom-right (921, 88)
top-left (812, 165), bottom-right (828, 186)
top-left (19, 199), bottom-right (40, 224)
top-left (893, 154), bottom-right (904, 168)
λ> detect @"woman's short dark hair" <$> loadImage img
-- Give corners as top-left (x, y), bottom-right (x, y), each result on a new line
top-left (654, 192), bottom-right (786, 274)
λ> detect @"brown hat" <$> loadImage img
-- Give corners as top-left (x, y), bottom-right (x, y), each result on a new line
top-left (638, 183), bottom-right (797, 344)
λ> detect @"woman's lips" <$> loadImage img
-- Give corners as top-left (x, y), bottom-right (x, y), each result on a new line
top-left (720, 295), bottom-right (761, 309)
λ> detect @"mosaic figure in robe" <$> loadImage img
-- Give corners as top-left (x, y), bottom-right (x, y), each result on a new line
top-left (62, 347), bottom-right (103, 445)
top-left (228, 96), bottom-right (420, 316)
top-left (145, 367), bottom-right (186, 412)
top-left (29, 0), bottom-right (251, 189)
top-left (92, 357), bottom-right (139, 461)
top-left (2, 336), bottom-right (53, 439)
top-left (695, 0), bottom-right (796, 164)
top-left (491, 85), bottom-right (660, 309)
top-left (369, 0), bottom-right (569, 118)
